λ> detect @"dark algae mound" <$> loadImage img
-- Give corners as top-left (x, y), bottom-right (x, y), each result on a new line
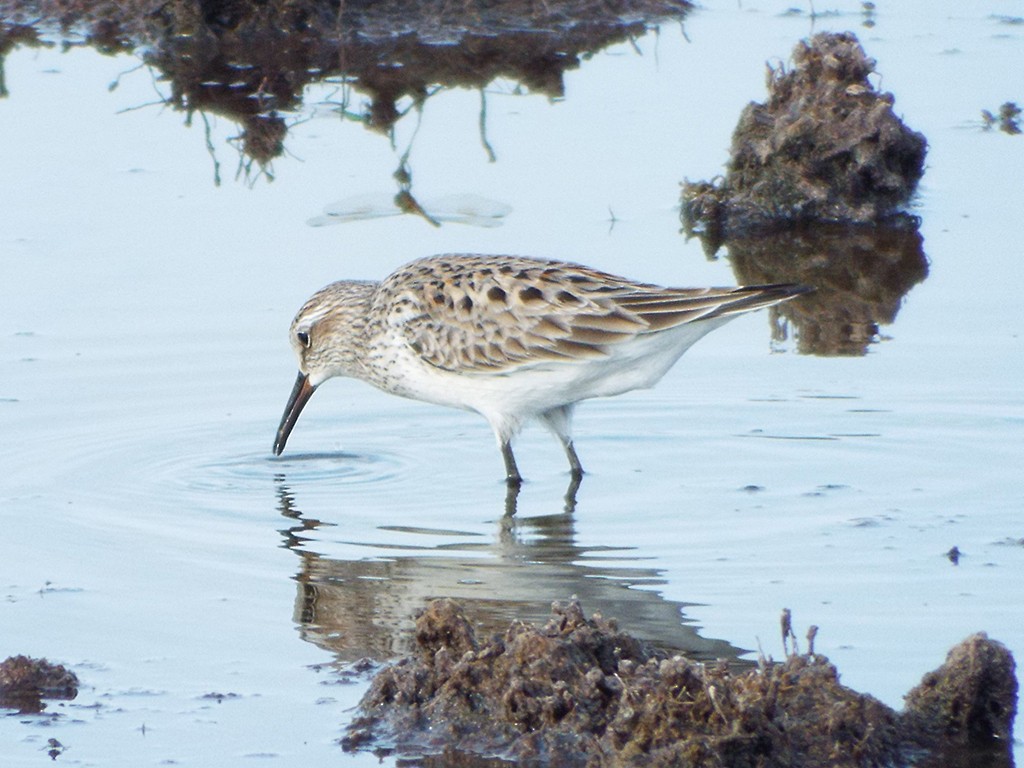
top-left (904, 633), bottom-right (1018, 768)
top-left (682, 31), bottom-right (927, 238)
top-left (343, 600), bottom-right (1017, 768)
top-left (343, 598), bottom-right (657, 763)
top-left (680, 31), bottom-right (931, 358)
top-left (0, 655), bottom-right (79, 713)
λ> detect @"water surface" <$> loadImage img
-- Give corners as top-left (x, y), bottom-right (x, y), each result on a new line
top-left (2, 1), bottom-right (1022, 765)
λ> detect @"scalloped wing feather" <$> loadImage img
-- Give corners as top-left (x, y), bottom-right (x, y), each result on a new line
top-left (376, 255), bottom-right (806, 373)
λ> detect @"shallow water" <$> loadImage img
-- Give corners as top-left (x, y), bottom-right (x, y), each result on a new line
top-left (2, 0), bottom-right (1023, 765)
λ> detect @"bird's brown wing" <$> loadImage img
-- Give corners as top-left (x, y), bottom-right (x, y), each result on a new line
top-left (378, 254), bottom-right (807, 372)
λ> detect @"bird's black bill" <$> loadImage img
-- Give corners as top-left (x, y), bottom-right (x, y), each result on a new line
top-left (273, 372), bottom-right (317, 455)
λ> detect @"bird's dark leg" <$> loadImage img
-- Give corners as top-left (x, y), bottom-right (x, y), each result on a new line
top-left (539, 405), bottom-right (585, 481)
top-left (563, 472), bottom-right (582, 513)
top-left (501, 440), bottom-right (522, 487)
top-left (504, 480), bottom-right (521, 517)
top-left (564, 440), bottom-right (584, 482)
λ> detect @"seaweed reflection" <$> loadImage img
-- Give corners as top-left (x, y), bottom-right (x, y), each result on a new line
top-left (2, 0), bottom-right (692, 183)
top-left (273, 476), bottom-right (744, 665)
top-left (686, 218), bottom-right (928, 357)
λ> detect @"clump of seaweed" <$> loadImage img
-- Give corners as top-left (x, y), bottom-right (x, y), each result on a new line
top-left (682, 31), bottom-right (927, 239)
top-left (0, 655), bottom-right (79, 713)
top-left (343, 599), bottom-right (1016, 768)
top-left (904, 633), bottom-right (1018, 755)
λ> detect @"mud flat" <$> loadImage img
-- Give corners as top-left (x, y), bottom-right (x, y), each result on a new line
top-left (343, 599), bottom-right (1016, 768)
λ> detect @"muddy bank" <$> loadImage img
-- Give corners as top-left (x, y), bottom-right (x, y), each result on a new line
top-left (0, 655), bottom-right (79, 714)
top-left (343, 600), bottom-right (1016, 767)
top-left (682, 32), bottom-right (926, 239)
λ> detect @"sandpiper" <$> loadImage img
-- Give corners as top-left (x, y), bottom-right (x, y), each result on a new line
top-left (273, 254), bottom-right (810, 484)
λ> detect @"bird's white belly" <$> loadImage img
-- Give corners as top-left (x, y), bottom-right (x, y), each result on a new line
top-left (371, 318), bottom-right (728, 418)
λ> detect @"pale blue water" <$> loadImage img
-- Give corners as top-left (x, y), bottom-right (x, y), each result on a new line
top-left (2, 1), bottom-right (1022, 765)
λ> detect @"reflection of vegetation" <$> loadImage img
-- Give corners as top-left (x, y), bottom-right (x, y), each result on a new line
top-left (1, 0), bottom-right (692, 180)
top-left (0, 23), bottom-right (48, 97)
top-left (307, 191), bottom-right (513, 228)
top-left (274, 478), bottom-right (743, 664)
top-left (686, 218), bottom-right (928, 357)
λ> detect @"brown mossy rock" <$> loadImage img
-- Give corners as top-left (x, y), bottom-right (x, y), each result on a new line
top-left (343, 600), bottom-right (1016, 767)
top-left (682, 31), bottom-right (927, 236)
top-left (0, 655), bottom-right (79, 713)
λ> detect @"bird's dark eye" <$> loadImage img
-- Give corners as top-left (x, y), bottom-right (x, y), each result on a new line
top-left (296, 331), bottom-right (311, 348)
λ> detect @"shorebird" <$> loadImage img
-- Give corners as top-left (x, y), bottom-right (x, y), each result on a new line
top-left (273, 254), bottom-right (809, 485)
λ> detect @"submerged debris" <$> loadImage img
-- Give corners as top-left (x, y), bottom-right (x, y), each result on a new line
top-left (0, 655), bottom-right (79, 713)
top-left (981, 102), bottom-right (1022, 135)
top-left (343, 599), bottom-right (1016, 768)
top-left (682, 32), bottom-right (927, 238)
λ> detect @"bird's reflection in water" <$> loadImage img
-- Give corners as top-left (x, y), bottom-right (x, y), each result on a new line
top-left (274, 476), bottom-right (745, 665)
top-left (504, 472), bottom-right (580, 516)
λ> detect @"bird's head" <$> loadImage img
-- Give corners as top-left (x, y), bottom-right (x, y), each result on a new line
top-left (273, 280), bottom-right (374, 456)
